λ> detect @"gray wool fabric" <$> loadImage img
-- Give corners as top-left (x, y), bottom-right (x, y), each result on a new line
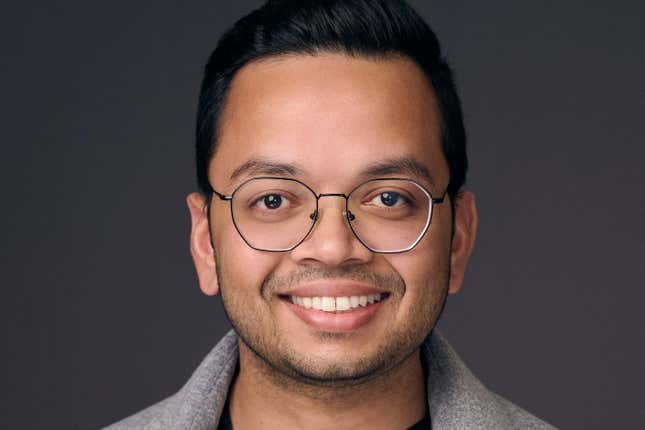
top-left (105, 330), bottom-right (556, 429)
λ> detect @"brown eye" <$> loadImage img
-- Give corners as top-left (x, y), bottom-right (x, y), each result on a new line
top-left (263, 194), bottom-right (282, 209)
top-left (379, 192), bottom-right (400, 207)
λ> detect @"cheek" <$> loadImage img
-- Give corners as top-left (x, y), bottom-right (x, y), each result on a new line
top-left (390, 251), bottom-right (445, 300)
top-left (212, 213), bottom-right (282, 296)
top-left (396, 234), bottom-right (450, 284)
top-left (385, 219), bottom-right (452, 308)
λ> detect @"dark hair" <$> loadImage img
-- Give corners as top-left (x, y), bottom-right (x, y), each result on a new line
top-left (195, 0), bottom-right (467, 206)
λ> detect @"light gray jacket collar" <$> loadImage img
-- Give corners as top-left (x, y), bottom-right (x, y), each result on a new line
top-left (107, 329), bottom-right (555, 429)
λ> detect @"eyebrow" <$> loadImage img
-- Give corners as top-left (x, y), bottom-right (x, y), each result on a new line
top-left (229, 157), bottom-right (304, 182)
top-left (229, 156), bottom-right (436, 188)
top-left (358, 157), bottom-right (436, 188)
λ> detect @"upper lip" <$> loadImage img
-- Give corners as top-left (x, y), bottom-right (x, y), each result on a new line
top-left (277, 281), bottom-right (388, 298)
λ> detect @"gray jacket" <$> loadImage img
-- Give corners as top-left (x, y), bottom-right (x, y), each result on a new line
top-left (106, 330), bottom-right (556, 429)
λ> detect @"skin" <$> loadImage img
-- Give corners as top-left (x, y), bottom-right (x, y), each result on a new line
top-left (186, 53), bottom-right (478, 430)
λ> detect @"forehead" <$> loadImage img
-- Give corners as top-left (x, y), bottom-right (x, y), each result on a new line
top-left (212, 53), bottom-right (447, 190)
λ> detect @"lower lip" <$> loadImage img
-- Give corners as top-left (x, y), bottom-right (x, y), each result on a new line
top-left (281, 296), bottom-right (388, 333)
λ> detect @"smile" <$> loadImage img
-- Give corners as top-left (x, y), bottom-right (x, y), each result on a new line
top-left (282, 293), bottom-right (388, 313)
top-left (279, 292), bottom-right (391, 332)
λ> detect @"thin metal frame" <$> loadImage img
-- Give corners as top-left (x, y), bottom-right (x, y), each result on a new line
top-left (210, 176), bottom-right (446, 254)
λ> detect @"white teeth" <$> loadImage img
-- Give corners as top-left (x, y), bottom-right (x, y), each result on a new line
top-left (312, 297), bottom-right (321, 310)
top-left (288, 294), bottom-right (386, 312)
top-left (322, 296), bottom-right (335, 312)
top-left (336, 296), bottom-right (350, 311)
top-left (350, 296), bottom-right (360, 308)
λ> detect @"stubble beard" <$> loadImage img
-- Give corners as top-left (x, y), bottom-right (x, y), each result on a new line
top-left (217, 259), bottom-right (450, 392)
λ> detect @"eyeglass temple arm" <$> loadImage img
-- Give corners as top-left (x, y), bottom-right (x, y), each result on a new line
top-left (212, 189), bottom-right (233, 201)
top-left (431, 196), bottom-right (445, 204)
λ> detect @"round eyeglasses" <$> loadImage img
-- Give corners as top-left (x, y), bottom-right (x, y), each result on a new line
top-left (209, 177), bottom-right (446, 254)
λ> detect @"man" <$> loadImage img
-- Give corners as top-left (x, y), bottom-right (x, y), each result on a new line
top-left (108, 0), bottom-right (555, 428)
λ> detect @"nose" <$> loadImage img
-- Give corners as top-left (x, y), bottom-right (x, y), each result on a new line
top-left (289, 195), bottom-right (372, 267)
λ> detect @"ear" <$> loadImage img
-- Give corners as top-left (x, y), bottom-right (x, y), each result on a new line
top-left (186, 192), bottom-right (219, 296)
top-left (448, 190), bottom-right (478, 295)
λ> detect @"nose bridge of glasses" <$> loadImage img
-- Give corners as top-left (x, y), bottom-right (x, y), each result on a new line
top-left (317, 192), bottom-right (349, 203)
top-left (310, 193), bottom-right (352, 221)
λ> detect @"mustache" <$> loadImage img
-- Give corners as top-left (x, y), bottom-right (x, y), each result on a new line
top-left (261, 265), bottom-right (406, 298)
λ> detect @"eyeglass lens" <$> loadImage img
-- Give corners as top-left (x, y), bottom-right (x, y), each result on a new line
top-left (230, 178), bottom-right (432, 252)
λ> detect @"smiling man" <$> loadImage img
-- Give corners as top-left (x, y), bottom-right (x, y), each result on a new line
top-left (107, 1), bottom-right (554, 429)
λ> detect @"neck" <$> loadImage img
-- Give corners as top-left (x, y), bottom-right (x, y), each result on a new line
top-left (228, 340), bottom-right (427, 430)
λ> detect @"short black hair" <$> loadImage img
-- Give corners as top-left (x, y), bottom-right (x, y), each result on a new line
top-left (195, 0), bottom-right (467, 205)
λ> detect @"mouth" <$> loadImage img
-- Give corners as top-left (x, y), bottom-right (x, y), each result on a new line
top-left (278, 293), bottom-right (390, 312)
top-left (278, 293), bottom-right (391, 332)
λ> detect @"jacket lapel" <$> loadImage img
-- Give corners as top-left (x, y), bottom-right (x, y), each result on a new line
top-left (423, 329), bottom-right (514, 429)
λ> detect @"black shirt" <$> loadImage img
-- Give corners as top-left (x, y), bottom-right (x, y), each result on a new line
top-left (217, 397), bottom-right (431, 430)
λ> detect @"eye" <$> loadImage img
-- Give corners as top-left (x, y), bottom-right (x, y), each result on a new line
top-left (369, 191), bottom-right (408, 207)
top-left (253, 193), bottom-right (291, 210)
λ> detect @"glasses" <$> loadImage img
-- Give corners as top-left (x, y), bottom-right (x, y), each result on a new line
top-left (209, 177), bottom-right (446, 254)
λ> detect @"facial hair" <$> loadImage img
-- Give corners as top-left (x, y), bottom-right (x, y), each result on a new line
top-left (217, 260), bottom-right (450, 389)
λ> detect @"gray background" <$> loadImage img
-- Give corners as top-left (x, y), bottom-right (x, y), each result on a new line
top-left (2, 1), bottom-right (643, 428)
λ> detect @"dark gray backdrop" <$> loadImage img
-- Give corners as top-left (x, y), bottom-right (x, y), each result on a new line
top-left (2, 1), bottom-right (643, 428)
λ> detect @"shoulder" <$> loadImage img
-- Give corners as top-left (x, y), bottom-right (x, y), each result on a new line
top-left (423, 330), bottom-right (557, 429)
top-left (102, 330), bottom-right (239, 429)
top-left (103, 395), bottom-right (178, 430)
top-left (492, 393), bottom-right (557, 429)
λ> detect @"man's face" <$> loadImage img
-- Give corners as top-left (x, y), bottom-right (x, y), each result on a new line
top-left (201, 54), bottom-right (459, 383)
